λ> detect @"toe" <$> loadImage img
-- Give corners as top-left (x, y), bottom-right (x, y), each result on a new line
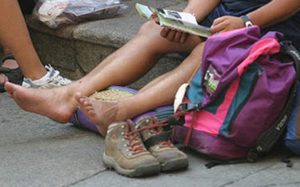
top-left (75, 92), bottom-right (84, 103)
top-left (4, 81), bottom-right (16, 95)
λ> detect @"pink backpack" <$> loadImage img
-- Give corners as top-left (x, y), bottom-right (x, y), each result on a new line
top-left (172, 27), bottom-right (299, 165)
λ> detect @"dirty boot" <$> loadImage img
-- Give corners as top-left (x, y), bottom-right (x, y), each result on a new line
top-left (136, 117), bottom-right (189, 172)
top-left (103, 120), bottom-right (160, 177)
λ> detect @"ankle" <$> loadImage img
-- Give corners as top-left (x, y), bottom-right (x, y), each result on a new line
top-left (30, 72), bottom-right (50, 85)
top-left (115, 101), bottom-right (132, 121)
top-left (24, 71), bottom-right (48, 81)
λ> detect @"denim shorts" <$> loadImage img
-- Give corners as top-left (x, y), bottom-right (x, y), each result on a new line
top-left (18, 0), bottom-right (36, 14)
top-left (285, 82), bottom-right (300, 155)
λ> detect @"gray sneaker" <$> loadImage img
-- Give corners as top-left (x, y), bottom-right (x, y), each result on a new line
top-left (103, 120), bottom-right (160, 177)
top-left (136, 117), bottom-right (189, 172)
top-left (22, 65), bottom-right (72, 88)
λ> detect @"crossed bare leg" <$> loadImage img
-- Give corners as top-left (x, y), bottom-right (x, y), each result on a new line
top-left (4, 81), bottom-right (127, 136)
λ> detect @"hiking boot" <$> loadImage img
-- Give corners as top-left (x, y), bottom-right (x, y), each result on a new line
top-left (22, 65), bottom-right (72, 88)
top-left (103, 120), bottom-right (160, 177)
top-left (136, 117), bottom-right (189, 172)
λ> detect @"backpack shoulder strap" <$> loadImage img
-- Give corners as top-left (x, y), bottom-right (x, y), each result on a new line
top-left (281, 41), bottom-right (300, 79)
top-left (248, 41), bottom-right (300, 162)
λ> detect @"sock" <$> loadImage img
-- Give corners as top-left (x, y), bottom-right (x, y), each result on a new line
top-left (30, 71), bottom-right (51, 85)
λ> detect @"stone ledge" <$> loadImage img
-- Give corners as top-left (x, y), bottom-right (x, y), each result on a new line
top-left (26, 0), bottom-right (187, 89)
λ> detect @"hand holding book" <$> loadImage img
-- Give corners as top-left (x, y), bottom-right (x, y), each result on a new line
top-left (135, 3), bottom-right (212, 38)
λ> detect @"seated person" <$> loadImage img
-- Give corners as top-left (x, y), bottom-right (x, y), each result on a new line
top-left (4, 0), bottom-right (300, 136)
top-left (0, 0), bottom-right (71, 92)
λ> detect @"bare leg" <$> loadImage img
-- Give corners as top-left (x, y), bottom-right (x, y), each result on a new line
top-left (0, 0), bottom-right (47, 80)
top-left (5, 21), bottom-right (202, 123)
top-left (71, 21), bottom-right (202, 95)
top-left (76, 43), bottom-right (205, 135)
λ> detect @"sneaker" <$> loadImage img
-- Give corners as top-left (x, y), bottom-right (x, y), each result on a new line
top-left (136, 116), bottom-right (189, 172)
top-left (103, 120), bottom-right (160, 177)
top-left (22, 65), bottom-right (72, 88)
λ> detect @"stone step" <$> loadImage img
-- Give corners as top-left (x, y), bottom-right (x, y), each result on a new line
top-left (26, 0), bottom-right (187, 89)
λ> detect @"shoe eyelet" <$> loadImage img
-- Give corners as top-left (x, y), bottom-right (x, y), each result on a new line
top-left (121, 132), bottom-right (125, 136)
top-left (121, 125), bottom-right (125, 129)
top-left (123, 144), bottom-right (128, 147)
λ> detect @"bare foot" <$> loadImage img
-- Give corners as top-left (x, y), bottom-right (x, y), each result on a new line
top-left (75, 92), bottom-right (122, 136)
top-left (5, 82), bottom-right (76, 123)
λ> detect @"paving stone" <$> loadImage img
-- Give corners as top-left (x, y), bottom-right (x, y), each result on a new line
top-left (0, 94), bottom-right (105, 186)
top-left (0, 94), bottom-right (80, 145)
top-left (73, 152), bottom-right (300, 187)
top-left (1, 87), bottom-right (300, 187)
top-left (2, 1), bottom-right (300, 186)
top-left (0, 136), bottom-right (105, 187)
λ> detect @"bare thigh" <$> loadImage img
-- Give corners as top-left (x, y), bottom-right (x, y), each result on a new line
top-left (134, 20), bottom-right (202, 55)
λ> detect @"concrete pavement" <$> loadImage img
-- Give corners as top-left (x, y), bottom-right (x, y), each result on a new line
top-left (2, 0), bottom-right (300, 186)
top-left (1, 93), bottom-right (300, 187)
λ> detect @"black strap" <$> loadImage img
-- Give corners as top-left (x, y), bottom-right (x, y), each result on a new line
top-left (281, 41), bottom-right (300, 80)
top-left (178, 103), bottom-right (201, 112)
top-left (1, 54), bottom-right (15, 64)
top-left (143, 130), bottom-right (172, 149)
top-left (0, 54), bottom-right (15, 73)
top-left (281, 154), bottom-right (294, 168)
top-left (0, 67), bottom-right (11, 73)
top-left (205, 159), bottom-right (248, 169)
top-left (250, 41), bottom-right (300, 161)
top-left (167, 115), bottom-right (185, 127)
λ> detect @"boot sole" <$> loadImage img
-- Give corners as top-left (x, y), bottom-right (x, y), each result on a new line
top-left (160, 157), bottom-right (189, 172)
top-left (102, 153), bottom-right (160, 177)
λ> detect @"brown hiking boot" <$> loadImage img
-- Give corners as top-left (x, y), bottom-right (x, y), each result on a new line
top-left (103, 120), bottom-right (160, 177)
top-left (136, 117), bottom-right (189, 172)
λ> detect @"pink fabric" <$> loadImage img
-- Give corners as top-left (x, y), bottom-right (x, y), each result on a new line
top-left (237, 38), bottom-right (280, 76)
top-left (184, 79), bottom-right (240, 136)
top-left (210, 28), bottom-right (245, 39)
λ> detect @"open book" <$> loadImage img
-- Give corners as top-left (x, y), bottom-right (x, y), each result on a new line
top-left (135, 3), bottom-right (212, 38)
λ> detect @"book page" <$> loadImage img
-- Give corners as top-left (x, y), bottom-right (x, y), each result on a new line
top-left (136, 3), bottom-right (212, 38)
top-left (159, 9), bottom-right (198, 25)
top-left (135, 3), bottom-right (156, 19)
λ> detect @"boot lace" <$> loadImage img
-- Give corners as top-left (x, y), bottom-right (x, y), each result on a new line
top-left (124, 120), bottom-right (146, 155)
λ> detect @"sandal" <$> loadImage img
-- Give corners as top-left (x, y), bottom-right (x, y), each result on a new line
top-left (0, 54), bottom-right (23, 92)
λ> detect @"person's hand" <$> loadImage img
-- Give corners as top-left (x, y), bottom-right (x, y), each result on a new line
top-left (160, 27), bottom-right (189, 43)
top-left (210, 16), bottom-right (245, 33)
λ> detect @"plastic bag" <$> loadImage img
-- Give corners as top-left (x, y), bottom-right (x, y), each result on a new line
top-left (33, 0), bottom-right (128, 29)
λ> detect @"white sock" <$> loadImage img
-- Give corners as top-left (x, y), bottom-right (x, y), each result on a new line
top-left (31, 71), bottom-right (51, 85)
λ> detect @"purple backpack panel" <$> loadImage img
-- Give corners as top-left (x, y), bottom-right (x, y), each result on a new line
top-left (174, 26), bottom-right (296, 160)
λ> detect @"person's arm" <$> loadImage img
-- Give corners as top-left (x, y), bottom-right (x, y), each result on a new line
top-left (211, 0), bottom-right (300, 33)
top-left (161, 0), bottom-right (221, 43)
top-left (247, 0), bottom-right (300, 28)
top-left (183, 0), bottom-right (221, 22)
